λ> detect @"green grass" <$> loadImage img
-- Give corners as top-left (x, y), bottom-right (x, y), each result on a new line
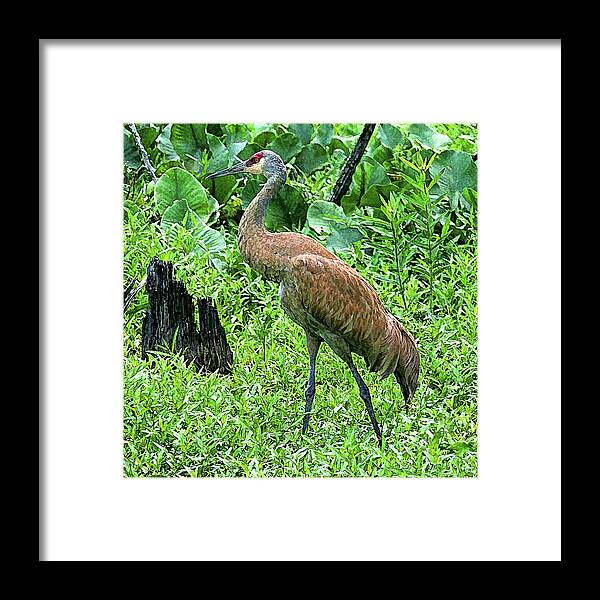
top-left (123, 212), bottom-right (477, 477)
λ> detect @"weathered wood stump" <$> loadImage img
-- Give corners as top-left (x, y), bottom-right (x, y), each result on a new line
top-left (141, 257), bottom-right (233, 374)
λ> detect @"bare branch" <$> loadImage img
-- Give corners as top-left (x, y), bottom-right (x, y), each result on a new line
top-left (329, 124), bottom-right (376, 205)
top-left (124, 275), bottom-right (147, 311)
top-left (128, 123), bottom-right (157, 183)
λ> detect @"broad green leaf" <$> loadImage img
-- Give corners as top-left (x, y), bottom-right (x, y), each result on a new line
top-left (364, 157), bottom-right (390, 188)
top-left (209, 175), bottom-right (237, 205)
top-left (162, 199), bottom-right (196, 228)
top-left (161, 209), bottom-right (226, 267)
top-left (342, 164), bottom-right (364, 210)
top-left (369, 143), bottom-right (393, 165)
top-left (123, 130), bottom-right (141, 169)
top-left (329, 137), bottom-right (349, 155)
top-left (343, 156), bottom-right (392, 209)
top-left (156, 159), bottom-right (181, 177)
top-left (192, 218), bottom-right (227, 257)
top-left (335, 123), bottom-right (364, 136)
top-left (253, 129), bottom-right (276, 147)
top-left (157, 125), bottom-right (179, 161)
top-left (288, 123), bottom-right (314, 145)
top-left (170, 124), bottom-right (207, 161)
top-left (138, 125), bottom-right (159, 149)
top-left (429, 150), bottom-right (477, 211)
top-left (155, 167), bottom-right (218, 222)
top-left (272, 124), bottom-right (288, 137)
top-left (265, 195), bottom-right (294, 232)
top-left (432, 123), bottom-right (478, 154)
top-left (206, 124), bottom-right (223, 136)
top-left (206, 133), bottom-right (230, 172)
top-left (361, 183), bottom-right (399, 208)
top-left (229, 141), bottom-right (247, 158)
top-left (241, 178), bottom-right (263, 209)
top-left (254, 123), bottom-right (275, 134)
top-left (315, 124), bottom-right (334, 146)
top-left (408, 124), bottom-right (451, 152)
top-left (462, 187), bottom-right (477, 211)
top-left (306, 200), bottom-right (350, 234)
top-left (226, 124), bottom-right (250, 145)
top-left (267, 133), bottom-right (302, 163)
top-left (294, 143), bottom-right (329, 175)
top-left (378, 124), bottom-right (404, 149)
top-left (267, 186), bottom-right (306, 231)
top-left (238, 143), bottom-right (261, 161)
top-left (326, 226), bottom-right (363, 250)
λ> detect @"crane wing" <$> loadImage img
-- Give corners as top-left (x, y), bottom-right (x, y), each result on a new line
top-left (282, 254), bottom-right (400, 376)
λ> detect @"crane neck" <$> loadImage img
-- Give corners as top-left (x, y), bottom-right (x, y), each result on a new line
top-left (237, 173), bottom-right (285, 281)
top-left (238, 174), bottom-right (284, 235)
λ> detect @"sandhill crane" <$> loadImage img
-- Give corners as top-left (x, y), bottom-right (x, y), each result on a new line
top-left (207, 149), bottom-right (419, 445)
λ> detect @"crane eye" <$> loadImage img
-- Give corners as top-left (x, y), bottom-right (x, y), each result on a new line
top-left (247, 152), bottom-right (264, 165)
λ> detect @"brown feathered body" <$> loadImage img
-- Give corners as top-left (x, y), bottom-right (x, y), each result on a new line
top-left (238, 176), bottom-right (420, 401)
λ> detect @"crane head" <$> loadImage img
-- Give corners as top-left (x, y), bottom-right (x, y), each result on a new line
top-left (206, 150), bottom-right (286, 182)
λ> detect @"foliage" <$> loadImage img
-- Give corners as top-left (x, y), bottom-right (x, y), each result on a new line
top-left (155, 166), bottom-right (218, 225)
top-left (123, 122), bottom-right (478, 477)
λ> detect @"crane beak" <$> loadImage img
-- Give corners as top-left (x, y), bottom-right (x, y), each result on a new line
top-left (206, 161), bottom-right (246, 180)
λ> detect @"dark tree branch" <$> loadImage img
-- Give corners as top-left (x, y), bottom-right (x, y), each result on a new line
top-left (329, 124), bottom-right (376, 205)
top-left (124, 276), bottom-right (147, 311)
top-left (128, 123), bottom-right (157, 183)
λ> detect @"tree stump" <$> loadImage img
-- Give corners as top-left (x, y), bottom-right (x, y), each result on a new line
top-left (141, 257), bottom-right (233, 374)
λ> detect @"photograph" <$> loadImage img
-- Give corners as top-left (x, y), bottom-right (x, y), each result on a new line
top-left (42, 39), bottom-right (561, 562)
top-left (123, 122), bottom-right (478, 477)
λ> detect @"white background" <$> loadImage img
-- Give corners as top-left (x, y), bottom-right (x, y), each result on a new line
top-left (41, 40), bottom-right (561, 561)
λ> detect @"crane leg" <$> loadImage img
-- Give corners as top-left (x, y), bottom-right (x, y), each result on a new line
top-left (320, 332), bottom-right (383, 446)
top-left (346, 359), bottom-right (383, 447)
top-left (302, 334), bottom-right (321, 434)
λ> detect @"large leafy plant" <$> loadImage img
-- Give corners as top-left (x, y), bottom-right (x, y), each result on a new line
top-left (123, 122), bottom-right (477, 264)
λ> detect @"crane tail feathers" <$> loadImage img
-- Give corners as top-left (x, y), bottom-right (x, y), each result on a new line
top-left (392, 319), bottom-right (420, 404)
top-left (368, 316), bottom-right (419, 404)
